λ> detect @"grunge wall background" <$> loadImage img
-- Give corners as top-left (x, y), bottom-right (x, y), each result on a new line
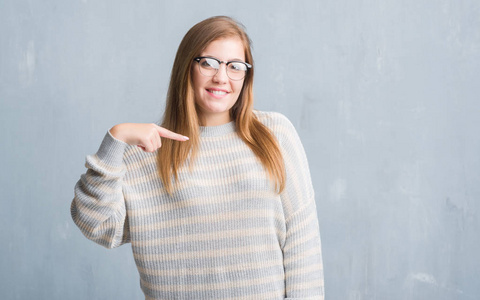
top-left (1, 0), bottom-right (479, 299)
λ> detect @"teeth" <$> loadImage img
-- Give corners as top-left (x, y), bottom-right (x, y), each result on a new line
top-left (208, 89), bottom-right (227, 95)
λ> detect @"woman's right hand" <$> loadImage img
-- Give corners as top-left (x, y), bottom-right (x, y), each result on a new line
top-left (109, 123), bottom-right (189, 152)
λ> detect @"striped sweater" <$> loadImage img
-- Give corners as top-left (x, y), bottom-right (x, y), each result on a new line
top-left (71, 110), bottom-right (324, 299)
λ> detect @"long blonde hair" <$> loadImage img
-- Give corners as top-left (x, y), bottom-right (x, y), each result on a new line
top-left (157, 16), bottom-right (286, 195)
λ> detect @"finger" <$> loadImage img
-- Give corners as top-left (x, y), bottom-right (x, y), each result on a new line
top-left (156, 126), bottom-right (189, 141)
top-left (155, 132), bottom-right (162, 149)
top-left (140, 139), bottom-right (154, 152)
top-left (146, 141), bottom-right (155, 152)
top-left (155, 129), bottom-right (162, 148)
top-left (152, 134), bottom-right (161, 150)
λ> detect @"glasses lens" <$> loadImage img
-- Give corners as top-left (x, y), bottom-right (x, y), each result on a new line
top-left (198, 58), bottom-right (218, 77)
top-left (227, 62), bottom-right (247, 80)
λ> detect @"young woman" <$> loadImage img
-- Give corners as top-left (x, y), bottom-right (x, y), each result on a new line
top-left (71, 16), bottom-right (324, 299)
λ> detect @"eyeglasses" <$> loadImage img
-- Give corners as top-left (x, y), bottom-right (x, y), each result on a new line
top-left (194, 56), bottom-right (252, 81)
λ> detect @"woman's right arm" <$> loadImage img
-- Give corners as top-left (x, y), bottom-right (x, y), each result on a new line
top-left (70, 129), bottom-right (131, 249)
top-left (70, 123), bottom-right (189, 249)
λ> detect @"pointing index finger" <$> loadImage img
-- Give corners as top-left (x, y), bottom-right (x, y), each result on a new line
top-left (156, 126), bottom-right (189, 141)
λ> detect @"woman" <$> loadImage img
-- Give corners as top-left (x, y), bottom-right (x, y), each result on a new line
top-left (71, 16), bottom-right (324, 299)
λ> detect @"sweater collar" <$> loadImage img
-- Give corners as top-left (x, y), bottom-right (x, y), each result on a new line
top-left (199, 121), bottom-right (236, 137)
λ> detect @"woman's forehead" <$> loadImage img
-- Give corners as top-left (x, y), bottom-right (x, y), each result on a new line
top-left (201, 37), bottom-right (246, 60)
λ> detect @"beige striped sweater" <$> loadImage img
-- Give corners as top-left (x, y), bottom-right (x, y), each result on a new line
top-left (71, 110), bottom-right (324, 299)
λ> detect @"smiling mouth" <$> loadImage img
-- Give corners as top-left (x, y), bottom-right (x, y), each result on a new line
top-left (206, 89), bottom-right (229, 96)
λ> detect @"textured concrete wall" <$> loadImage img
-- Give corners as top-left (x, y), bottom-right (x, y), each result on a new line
top-left (1, 0), bottom-right (479, 299)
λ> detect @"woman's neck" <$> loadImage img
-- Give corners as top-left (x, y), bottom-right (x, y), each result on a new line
top-left (199, 112), bottom-right (233, 127)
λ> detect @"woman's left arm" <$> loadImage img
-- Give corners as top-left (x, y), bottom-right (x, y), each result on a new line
top-left (275, 113), bottom-right (325, 300)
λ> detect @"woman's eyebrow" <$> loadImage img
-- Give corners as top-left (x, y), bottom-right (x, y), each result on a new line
top-left (202, 55), bottom-right (245, 62)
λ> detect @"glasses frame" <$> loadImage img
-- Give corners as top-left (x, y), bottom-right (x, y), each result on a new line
top-left (193, 56), bottom-right (252, 81)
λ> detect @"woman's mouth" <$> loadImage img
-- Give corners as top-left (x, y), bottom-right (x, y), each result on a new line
top-left (206, 89), bottom-right (229, 98)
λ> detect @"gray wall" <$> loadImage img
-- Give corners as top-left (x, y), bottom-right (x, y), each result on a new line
top-left (1, 0), bottom-right (479, 299)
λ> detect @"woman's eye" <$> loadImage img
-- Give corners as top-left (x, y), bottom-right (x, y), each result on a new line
top-left (229, 63), bottom-right (245, 72)
top-left (201, 59), bottom-right (217, 69)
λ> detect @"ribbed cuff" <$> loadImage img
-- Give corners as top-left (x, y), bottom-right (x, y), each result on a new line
top-left (94, 129), bottom-right (130, 168)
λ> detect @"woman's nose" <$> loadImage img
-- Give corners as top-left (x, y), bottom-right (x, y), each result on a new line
top-left (212, 64), bottom-right (228, 83)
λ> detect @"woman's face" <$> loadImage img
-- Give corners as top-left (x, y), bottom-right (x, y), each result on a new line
top-left (192, 37), bottom-right (246, 126)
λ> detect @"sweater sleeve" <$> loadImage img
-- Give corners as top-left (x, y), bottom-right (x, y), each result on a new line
top-left (70, 130), bottom-right (131, 249)
top-left (274, 113), bottom-right (325, 299)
